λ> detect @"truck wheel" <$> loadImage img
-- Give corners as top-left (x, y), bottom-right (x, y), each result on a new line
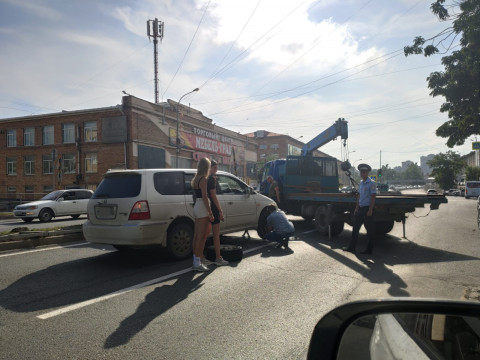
top-left (330, 220), bottom-right (344, 236)
top-left (167, 222), bottom-right (193, 260)
top-left (314, 206), bottom-right (329, 234)
top-left (314, 206), bottom-right (344, 236)
top-left (375, 220), bottom-right (394, 236)
top-left (205, 245), bottom-right (243, 262)
top-left (39, 209), bottom-right (53, 222)
top-left (257, 206), bottom-right (276, 239)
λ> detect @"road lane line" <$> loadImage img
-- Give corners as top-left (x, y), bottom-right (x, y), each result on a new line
top-left (37, 268), bottom-right (192, 319)
top-left (0, 242), bottom-right (89, 258)
top-left (302, 229), bottom-right (317, 234)
top-left (37, 243), bottom-right (272, 320)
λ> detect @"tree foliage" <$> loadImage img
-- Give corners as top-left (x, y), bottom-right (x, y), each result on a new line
top-left (402, 163), bottom-right (424, 180)
top-left (427, 151), bottom-right (465, 188)
top-left (465, 165), bottom-right (480, 181)
top-left (404, 0), bottom-right (480, 147)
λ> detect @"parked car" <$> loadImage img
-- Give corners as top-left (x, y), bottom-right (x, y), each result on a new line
top-left (13, 189), bottom-right (93, 222)
top-left (82, 169), bottom-right (277, 259)
top-left (427, 189), bottom-right (438, 195)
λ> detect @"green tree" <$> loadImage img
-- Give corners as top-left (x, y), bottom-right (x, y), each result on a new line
top-left (380, 164), bottom-right (399, 181)
top-left (404, 0), bottom-right (480, 147)
top-left (427, 151), bottom-right (465, 189)
top-left (465, 165), bottom-right (480, 181)
top-left (402, 163), bottom-right (424, 181)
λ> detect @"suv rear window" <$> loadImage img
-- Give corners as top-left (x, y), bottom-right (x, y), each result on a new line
top-left (154, 172), bottom-right (186, 195)
top-left (93, 173), bottom-right (142, 199)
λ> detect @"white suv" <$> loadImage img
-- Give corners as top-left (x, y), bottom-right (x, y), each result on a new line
top-left (14, 189), bottom-right (93, 222)
top-left (82, 169), bottom-right (276, 259)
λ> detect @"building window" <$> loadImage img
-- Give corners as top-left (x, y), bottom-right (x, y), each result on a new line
top-left (24, 156), bottom-right (35, 175)
top-left (7, 157), bottom-right (16, 175)
top-left (25, 185), bottom-right (34, 193)
top-left (62, 124), bottom-right (75, 144)
top-left (270, 144), bottom-right (279, 150)
top-left (43, 185), bottom-right (53, 194)
top-left (84, 121), bottom-right (97, 142)
top-left (259, 144), bottom-right (267, 150)
top-left (86, 184), bottom-right (97, 191)
top-left (7, 129), bottom-right (16, 147)
top-left (43, 155), bottom-right (54, 174)
top-left (43, 125), bottom-right (54, 145)
top-left (85, 153), bottom-right (98, 173)
top-left (62, 154), bottom-right (76, 174)
top-left (24, 127), bottom-right (35, 146)
top-left (7, 186), bottom-right (16, 192)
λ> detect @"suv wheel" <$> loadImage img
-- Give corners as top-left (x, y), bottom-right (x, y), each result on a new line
top-left (167, 222), bottom-right (194, 260)
top-left (39, 209), bottom-right (53, 222)
top-left (257, 206), bottom-right (276, 239)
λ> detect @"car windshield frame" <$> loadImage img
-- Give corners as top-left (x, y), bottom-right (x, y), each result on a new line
top-left (40, 190), bottom-right (64, 201)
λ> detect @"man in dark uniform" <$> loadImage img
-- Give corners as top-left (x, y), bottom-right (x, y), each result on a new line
top-left (343, 163), bottom-right (376, 254)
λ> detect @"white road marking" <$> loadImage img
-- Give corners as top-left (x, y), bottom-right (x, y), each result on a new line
top-left (302, 229), bottom-right (317, 234)
top-left (37, 242), bottom-right (272, 320)
top-left (0, 242), bottom-right (88, 258)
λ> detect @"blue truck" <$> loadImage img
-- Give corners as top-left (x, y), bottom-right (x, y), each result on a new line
top-left (257, 118), bottom-right (447, 238)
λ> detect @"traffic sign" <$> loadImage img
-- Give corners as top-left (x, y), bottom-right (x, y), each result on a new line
top-left (473, 142), bottom-right (480, 150)
top-left (369, 175), bottom-right (377, 182)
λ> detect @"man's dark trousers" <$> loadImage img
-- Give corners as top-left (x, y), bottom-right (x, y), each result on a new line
top-left (349, 206), bottom-right (376, 251)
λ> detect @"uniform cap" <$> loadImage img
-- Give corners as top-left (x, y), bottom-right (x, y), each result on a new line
top-left (357, 163), bottom-right (372, 172)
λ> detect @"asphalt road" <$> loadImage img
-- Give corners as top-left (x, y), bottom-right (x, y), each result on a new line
top-left (0, 194), bottom-right (478, 359)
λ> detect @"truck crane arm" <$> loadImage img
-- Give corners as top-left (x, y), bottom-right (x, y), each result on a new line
top-left (301, 118), bottom-right (348, 156)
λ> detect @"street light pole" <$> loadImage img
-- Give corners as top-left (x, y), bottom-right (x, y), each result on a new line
top-left (175, 88), bottom-right (199, 168)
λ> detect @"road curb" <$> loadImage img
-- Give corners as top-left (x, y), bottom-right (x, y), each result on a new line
top-left (0, 231), bottom-right (85, 252)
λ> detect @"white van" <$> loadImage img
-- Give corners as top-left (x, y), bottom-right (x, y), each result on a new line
top-left (465, 181), bottom-right (480, 199)
top-left (82, 169), bottom-right (276, 259)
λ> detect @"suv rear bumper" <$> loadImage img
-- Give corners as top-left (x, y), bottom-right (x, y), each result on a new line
top-left (82, 220), bottom-right (169, 246)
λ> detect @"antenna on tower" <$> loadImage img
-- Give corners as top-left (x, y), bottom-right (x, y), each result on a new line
top-left (147, 18), bottom-right (164, 103)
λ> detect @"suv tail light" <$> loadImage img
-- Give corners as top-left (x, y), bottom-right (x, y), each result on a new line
top-left (128, 200), bottom-right (151, 220)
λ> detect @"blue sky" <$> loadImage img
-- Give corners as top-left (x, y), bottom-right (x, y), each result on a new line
top-left (0, 0), bottom-right (475, 168)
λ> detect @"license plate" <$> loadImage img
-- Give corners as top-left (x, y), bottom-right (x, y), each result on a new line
top-left (94, 205), bottom-right (117, 220)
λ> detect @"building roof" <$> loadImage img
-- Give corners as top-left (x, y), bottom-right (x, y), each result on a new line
top-left (0, 105), bottom-right (121, 123)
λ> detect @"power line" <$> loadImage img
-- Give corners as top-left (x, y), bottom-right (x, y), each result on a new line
top-left (199, 0), bottom-right (263, 89)
top-left (162, 0), bottom-right (211, 98)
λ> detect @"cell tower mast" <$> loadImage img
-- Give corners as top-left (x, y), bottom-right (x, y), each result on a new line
top-left (147, 18), bottom-right (164, 103)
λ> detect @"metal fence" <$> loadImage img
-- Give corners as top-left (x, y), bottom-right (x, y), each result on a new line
top-left (0, 193), bottom-right (49, 212)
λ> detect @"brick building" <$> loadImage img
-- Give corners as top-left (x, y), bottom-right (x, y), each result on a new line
top-left (0, 95), bottom-right (258, 200)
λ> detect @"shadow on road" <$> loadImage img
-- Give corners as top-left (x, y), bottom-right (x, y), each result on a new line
top-left (0, 249), bottom-right (185, 313)
top-left (297, 220), bottom-right (480, 297)
top-left (104, 270), bottom-right (210, 349)
top-left (0, 235), bottom-right (262, 314)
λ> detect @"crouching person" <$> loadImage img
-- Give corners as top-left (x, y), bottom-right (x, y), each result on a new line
top-left (266, 209), bottom-right (295, 249)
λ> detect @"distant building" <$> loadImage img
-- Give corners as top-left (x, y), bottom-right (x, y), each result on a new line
top-left (401, 160), bottom-right (414, 171)
top-left (420, 154), bottom-right (435, 175)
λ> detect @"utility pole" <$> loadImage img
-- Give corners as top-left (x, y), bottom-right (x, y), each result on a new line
top-left (147, 18), bottom-right (164, 103)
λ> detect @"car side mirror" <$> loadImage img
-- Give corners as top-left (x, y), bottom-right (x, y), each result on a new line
top-left (307, 299), bottom-right (480, 360)
top-left (57, 197), bottom-right (64, 202)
